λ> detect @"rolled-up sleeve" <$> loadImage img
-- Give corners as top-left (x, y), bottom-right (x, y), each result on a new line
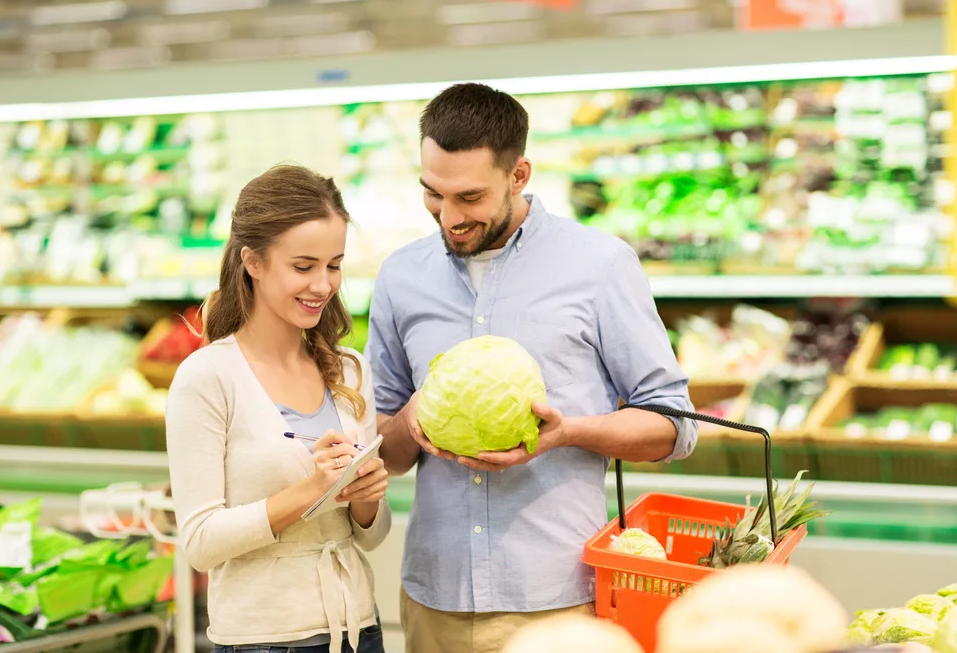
top-left (595, 245), bottom-right (698, 462)
top-left (365, 267), bottom-right (415, 416)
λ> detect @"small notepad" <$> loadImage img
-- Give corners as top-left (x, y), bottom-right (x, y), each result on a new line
top-left (301, 434), bottom-right (385, 520)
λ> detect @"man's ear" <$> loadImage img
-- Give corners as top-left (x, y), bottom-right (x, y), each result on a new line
top-left (240, 246), bottom-right (262, 280)
top-left (511, 156), bottom-right (532, 195)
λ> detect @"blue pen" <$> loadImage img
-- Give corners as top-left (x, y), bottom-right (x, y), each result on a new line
top-left (283, 431), bottom-right (365, 451)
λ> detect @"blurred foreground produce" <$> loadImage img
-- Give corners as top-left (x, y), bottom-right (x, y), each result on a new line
top-left (0, 498), bottom-right (173, 644)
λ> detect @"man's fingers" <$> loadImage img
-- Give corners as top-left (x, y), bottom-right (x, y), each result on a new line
top-left (476, 450), bottom-right (526, 466)
top-left (457, 456), bottom-right (506, 473)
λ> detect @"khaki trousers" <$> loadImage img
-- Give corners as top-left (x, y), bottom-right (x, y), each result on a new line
top-left (399, 586), bottom-right (596, 653)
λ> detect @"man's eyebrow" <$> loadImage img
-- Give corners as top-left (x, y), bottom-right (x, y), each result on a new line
top-left (418, 178), bottom-right (487, 197)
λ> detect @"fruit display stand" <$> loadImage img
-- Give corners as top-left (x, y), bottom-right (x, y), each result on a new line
top-left (0, 488), bottom-right (179, 653)
top-left (805, 379), bottom-right (957, 487)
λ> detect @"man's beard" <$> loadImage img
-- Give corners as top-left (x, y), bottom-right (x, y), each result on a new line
top-left (439, 194), bottom-right (513, 258)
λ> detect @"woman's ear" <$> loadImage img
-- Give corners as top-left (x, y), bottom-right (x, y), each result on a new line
top-left (240, 246), bottom-right (262, 280)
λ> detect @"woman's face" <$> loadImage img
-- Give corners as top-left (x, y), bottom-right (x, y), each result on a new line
top-left (244, 217), bottom-right (348, 331)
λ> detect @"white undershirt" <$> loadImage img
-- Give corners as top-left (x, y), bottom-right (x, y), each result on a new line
top-left (463, 247), bottom-right (503, 292)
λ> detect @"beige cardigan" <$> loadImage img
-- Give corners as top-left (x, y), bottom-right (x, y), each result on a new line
top-left (164, 334), bottom-right (391, 653)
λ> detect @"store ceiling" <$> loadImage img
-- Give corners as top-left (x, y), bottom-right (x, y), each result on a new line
top-left (0, 0), bottom-right (945, 77)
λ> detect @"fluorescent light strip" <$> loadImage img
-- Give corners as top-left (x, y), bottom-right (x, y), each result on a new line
top-left (0, 54), bottom-right (952, 123)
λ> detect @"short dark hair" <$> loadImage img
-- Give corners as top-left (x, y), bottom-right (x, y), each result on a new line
top-left (419, 82), bottom-right (529, 170)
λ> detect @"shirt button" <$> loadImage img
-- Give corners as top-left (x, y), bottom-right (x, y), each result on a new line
top-left (474, 475), bottom-right (482, 485)
top-left (474, 526), bottom-right (483, 534)
top-left (517, 241), bottom-right (523, 249)
top-left (476, 315), bottom-right (485, 324)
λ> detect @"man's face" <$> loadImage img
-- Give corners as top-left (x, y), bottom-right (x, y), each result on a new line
top-left (420, 138), bottom-right (514, 258)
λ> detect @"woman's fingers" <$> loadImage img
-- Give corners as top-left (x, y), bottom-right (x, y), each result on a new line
top-left (313, 429), bottom-right (356, 453)
top-left (314, 442), bottom-right (357, 468)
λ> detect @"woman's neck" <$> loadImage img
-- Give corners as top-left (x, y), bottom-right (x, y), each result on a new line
top-left (235, 304), bottom-right (305, 368)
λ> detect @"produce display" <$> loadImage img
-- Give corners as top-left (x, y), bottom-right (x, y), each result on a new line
top-left (655, 565), bottom-right (850, 653)
top-left (876, 344), bottom-right (957, 381)
top-left (139, 306), bottom-right (204, 365)
top-left (839, 404), bottom-right (956, 442)
top-left (847, 583), bottom-right (957, 650)
top-left (0, 313), bottom-right (141, 414)
top-left (0, 114), bottom-right (227, 288)
top-left (669, 303), bottom-right (871, 381)
top-left (0, 498), bottom-right (173, 643)
top-left (416, 335), bottom-right (546, 458)
top-left (0, 312), bottom-right (169, 419)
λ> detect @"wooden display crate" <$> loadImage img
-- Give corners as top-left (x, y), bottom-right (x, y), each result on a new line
top-left (0, 411), bottom-right (78, 447)
top-left (846, 307), bottom-right (957, 386)
top-left (805, 379), bottom-right (957, 486)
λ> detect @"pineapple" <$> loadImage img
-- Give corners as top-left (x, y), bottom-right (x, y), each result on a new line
top-left (700, 470), bottom-right (831, 569)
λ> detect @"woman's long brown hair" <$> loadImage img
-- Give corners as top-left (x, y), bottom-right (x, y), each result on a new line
top-left (199, 163), bottom-right (365, 420)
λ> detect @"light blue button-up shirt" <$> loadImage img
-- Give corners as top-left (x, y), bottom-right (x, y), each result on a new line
top-left (366, 194), bottom-right (697, 614)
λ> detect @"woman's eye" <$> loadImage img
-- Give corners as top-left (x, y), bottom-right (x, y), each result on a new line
top-left (329, 265), bottom-right (341, 271)
top-left (294, 265), bottom-right (312, 273)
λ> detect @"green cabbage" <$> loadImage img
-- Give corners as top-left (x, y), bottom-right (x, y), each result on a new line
top-left (936, 608), bottom-right (957, 653)
top-left (609, 528), bottom-right (667, 560)
top-left (872, 608), bottom-right (936, 646)
top-left (847, 609), bottom-right (885, 646)
top-left (416, 336), bottom-right (547, 458)
top-left (939, 583), bottom-right (957, 599)
top-left (906, 593), bottom-right (953, 621)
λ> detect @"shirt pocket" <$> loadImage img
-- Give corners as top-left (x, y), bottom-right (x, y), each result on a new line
top-left (512, 320), bottom-right (579, 392)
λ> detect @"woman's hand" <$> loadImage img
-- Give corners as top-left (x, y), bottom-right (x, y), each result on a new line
top-left (310, 430), bottom-right (359, 496)
top-left (338, 456), bottom-right (388, 504)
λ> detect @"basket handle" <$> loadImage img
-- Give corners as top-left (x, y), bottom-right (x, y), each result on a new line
top-left (615, 403), bottom-right (777, 546)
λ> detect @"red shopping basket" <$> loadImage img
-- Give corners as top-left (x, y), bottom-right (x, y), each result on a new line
top-left (582, 404), bottom-right (808, 653)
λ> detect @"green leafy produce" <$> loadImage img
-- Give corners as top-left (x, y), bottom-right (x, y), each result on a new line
top-left (939, 584), bottom-right (957, 599)
top-left (608, 528), bottom-right (667, 560)
top-left (416, 335), bottom-right (547, 458)
top-left (905, 593), bottom-right (953, 621)
top-left (846, 609), bottom-right (885, 646)
top-left (936, 608), bottom-right (957, 653)
top-left (871, 608), bottom-right (936, 646)
top-left (700, 470), bottom-right (831, 569)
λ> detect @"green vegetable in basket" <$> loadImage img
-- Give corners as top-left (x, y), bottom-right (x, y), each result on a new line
top-left (109, 556), bottom-right (174, 612)
top-left (416, 336), bottom-right (547, 458)
top-left (871, 608), bottom-right (937, 646)
top-left (35, 567), bottom-right (103, 624)
top-left (906, 594), bottom-right (953, 621)
top-left (608, 528), bottom-right (667, 560)
top-left (700, 470), bottom-right (831, 569)
top-left (935, 609), bottom-right (957, 653)
top-left (846, 609), bottom-right (885, 646)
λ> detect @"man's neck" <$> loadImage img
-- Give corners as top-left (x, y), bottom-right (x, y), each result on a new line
top-left (490, 193), bottom-right (531, 250)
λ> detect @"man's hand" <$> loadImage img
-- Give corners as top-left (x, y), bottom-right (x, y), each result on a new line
top-left (460, 401), bottom-right (567, 472)
top-left (402, 391), bottom-right (456, 462)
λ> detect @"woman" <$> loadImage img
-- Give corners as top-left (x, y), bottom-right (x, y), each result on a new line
top-left (165, 163), bottom-right (391, 653)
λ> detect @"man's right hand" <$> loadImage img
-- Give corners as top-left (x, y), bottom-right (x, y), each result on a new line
top-left (401, 391), bottom-right (455, 461)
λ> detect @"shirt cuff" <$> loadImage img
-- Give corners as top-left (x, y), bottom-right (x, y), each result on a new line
top-left (655, 416), bottom-right (698, 464)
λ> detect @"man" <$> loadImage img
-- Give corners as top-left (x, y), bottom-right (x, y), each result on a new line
top-left (366, 82), bottom-right (697, 653)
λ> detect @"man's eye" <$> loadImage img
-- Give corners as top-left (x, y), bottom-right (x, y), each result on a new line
top-left (463, 196), bottom-right (481, 203)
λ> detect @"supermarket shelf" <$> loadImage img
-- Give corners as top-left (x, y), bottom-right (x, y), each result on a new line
top-left (647, 274), bottom-right (957, 298)
top-left (4, 445), bottom-right (956, 544)
top-left (2, 274), bottom-right (954, 311)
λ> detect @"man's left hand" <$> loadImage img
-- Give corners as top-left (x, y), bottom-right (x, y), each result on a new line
top-left (457, 401), bottom-right (568, 472)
